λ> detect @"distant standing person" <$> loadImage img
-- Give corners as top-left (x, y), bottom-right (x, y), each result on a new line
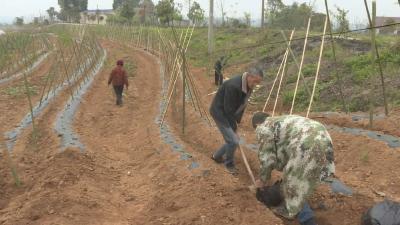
top-left (108, 60), bottom-right (129, 106)
top-left (214, 56), bottom-right (227, 86)
top-left (210, 67), bottom-right (264, 174)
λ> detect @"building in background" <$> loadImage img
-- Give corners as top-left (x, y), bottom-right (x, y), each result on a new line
top-left (80, 9), bottom-right (114, 25)
top-left (375, 16), bottom-right (400, 35)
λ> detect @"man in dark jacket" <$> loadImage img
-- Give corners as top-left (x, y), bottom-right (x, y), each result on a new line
top-left (210, 67), bottom-right (264, 174)
top-left (108, 60), bottom-right (129, 106)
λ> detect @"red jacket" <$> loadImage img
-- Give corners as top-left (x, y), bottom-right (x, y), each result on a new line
top-left (108, 66), bottom-right (129, 87)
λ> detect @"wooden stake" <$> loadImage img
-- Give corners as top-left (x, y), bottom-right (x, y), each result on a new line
top-left (363, 0), bottom-right (389, 116)
top-left (263, 50), bottom-right (287, 112)
top-left (272, 29), bottom-right (295, 117)
top-left (324, 0), bottom-right (348, 113)
top-left (280, 30), bottom-right (311, 97)
top-left (306, 16), bottom-right (328, 118)
top-left (290, 18), bottom-right (311, 115)
top-left (1, 142), bottom-right (21, 187)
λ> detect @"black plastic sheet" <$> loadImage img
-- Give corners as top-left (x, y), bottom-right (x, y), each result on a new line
top-left (362, 200), bottom-right (400, 225)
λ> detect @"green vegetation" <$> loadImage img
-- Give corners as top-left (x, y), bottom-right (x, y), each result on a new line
top-left (3, 84), bottom-right (38, 97)
top-left (183, 26), bottom-right (400, 113)
top-left (360, 150), bottom-right (370, 164)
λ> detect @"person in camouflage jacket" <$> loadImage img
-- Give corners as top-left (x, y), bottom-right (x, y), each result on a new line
top-left (252, 112), bottom-right (335, 224)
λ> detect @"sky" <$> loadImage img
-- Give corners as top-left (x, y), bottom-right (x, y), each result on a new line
top-left (0, 0), bottom-right (399, 24)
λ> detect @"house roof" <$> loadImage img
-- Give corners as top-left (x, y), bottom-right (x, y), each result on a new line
top-left (376, 17), bottom-right (400, 26)
top-left (83, 9), bottom-right (114, 14)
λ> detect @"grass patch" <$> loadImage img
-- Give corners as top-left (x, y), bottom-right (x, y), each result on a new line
top-left (3, 84), bottom-right (38, 97)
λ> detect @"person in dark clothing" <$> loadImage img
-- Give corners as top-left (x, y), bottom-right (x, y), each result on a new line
top-left (209, 67), bottom-right (264, 174)
top-left (214, 56), bottom-right (227, 86)
top-left (108, 60), bottom-right (129, 106)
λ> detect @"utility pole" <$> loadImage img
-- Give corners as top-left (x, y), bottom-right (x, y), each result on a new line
top-left (261, 0), bottom-right (265, 28)
top-left (208, 0), bottom-right (214, 55)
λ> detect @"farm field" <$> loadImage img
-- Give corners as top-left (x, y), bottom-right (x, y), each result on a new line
top-left (1, 8), bottom-right (400, 225)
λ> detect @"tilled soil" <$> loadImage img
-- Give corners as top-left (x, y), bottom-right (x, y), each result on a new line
top-left (165, 66), bottom-right (400, 225)
top-left (0, 54), bottom-right (54, 139)
top-left (1, 41), bottom-right (399, 225)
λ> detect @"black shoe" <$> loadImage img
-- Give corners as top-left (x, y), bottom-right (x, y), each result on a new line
top-left (301, 218), bottom-right (317, 225)
top-left (271, 205), bottom-right (295, 220)
top-left (211, 154), bottom-right (224, 164)
top-left (226, 165), bottom-right (238, 175)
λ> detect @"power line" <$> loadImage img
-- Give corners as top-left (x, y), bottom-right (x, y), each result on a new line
top-left (210, 22), bottom-right (400, 54)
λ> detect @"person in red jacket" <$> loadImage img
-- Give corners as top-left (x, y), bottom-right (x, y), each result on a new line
top-left (108, 60), bottom-right (129, 106)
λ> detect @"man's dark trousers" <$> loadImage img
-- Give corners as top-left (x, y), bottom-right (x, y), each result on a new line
top-left (213, 120), bottom-right (239, 167)
top-left (113, 85), bottom-right (124, 105)
top-left (215, 71), bottom-right (223, 86)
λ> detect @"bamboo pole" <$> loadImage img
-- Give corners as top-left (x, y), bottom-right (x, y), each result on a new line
top-left (290, 17), bottom-right (311, 115)
top-left (263, 50), bottom-right (287, 112)
top-left (1, 143), bottom-right (21, 187)
top-left (20, 36), bottom-right (37, 143)
top-left (280, 30), bottom-right (311, 97)
top-left (306, 16), bottom-right (328, 118)
top-left (272, 29), bottom-right (295, 117)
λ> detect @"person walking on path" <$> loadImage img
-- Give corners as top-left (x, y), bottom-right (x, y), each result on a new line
top-left (108, 60), bottom-right (129, 106)
top-left (209, 67), bottom-right (264, 174)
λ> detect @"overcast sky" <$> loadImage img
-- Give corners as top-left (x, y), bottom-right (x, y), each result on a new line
top-left (0, 0), bottom-right (399, 24)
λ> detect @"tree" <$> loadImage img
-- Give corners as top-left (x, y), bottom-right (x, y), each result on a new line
top-left (333, 6), bottom-right (350, 33)
top-left (14, 17), bottom-right (24, 26)
top-left (58, 0), bottom-right (88, 22)
top-left (120, 1), bottom-right (135, 20)
top-left (188, 1), bottom-right (205, 25)
top-left (47, 7), bottom-right (58, 22)
top-left (155, 0), bottom-right (175, 25)
top-left (113, 0), bottom-right (123, 9)
top-left (266, 2), bottom-right (323, 30)
top-left (113, 0), bottom-right (140, 10)
top-left (138, 0), bottom-right (155, 24)
top-left (266, 0), bottom-right (284, 25)
top-left (244, 12), bottom-right (251, 27)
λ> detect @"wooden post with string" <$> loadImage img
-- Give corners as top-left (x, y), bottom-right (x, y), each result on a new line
top-left (369, 1), bottom-right (377, 128)
top-left (306, 16), bottom-right (328, 118)
top-left (363, 0), bottom-right (389, 116)
top-left (181, 46), bottom-right (187, 134)
top-left (290, 17), bottom-right (311, 115)
top-left (324, 0), bottom-right (348, 113)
